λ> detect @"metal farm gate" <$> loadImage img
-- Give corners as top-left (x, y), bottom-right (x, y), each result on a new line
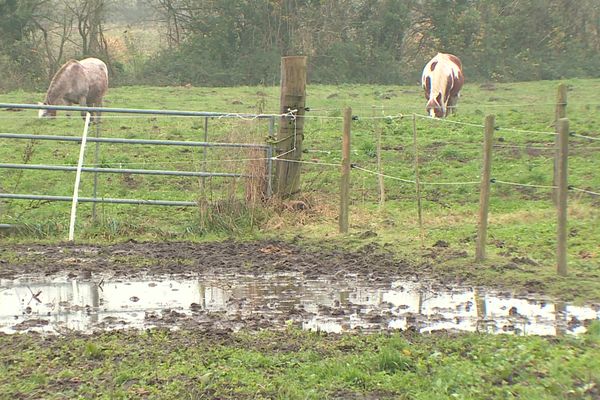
top-left (0, 103), bottom-right (278, 239)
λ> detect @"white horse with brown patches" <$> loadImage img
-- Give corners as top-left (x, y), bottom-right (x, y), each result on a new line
top-left (39, 57), bottom-right (108, 119)
top-left (421, 53), bottom-right (464, 118)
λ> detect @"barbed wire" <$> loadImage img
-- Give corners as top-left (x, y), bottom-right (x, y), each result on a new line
top-left (352, 165), bottom-right (415, 183)
top-left (3, 153), bottom-right (598, 204)
top-left (2, 107), bottom-right (598, 149)
top-left (347, 169), bottom-right (594, 192)
top-left (412, 113), bottom-right (485, 128)
top-left (491, 179), bottom-right (557, 189)
top-left (413, 113), bottom-right (553, 136)
top-left (304, 149), bottom-right (334, 155)
top-left (352, 164), bottom-right (479, 186)
top-left (352, 114), bottom-right (405, 121)
top-left (307, 111), bottom-right (598, 146)
top-left (492, 144), bottom-right (556, 150)
top-left (298, 114), bottom-right (345, 120)
top-left (271, 157), bottom-right (341, 167)
top-left (571, 133), bottom-right (600, 142)
top-left (499, 126), bottom-right (558, 136)
top-left (303, 101), bottom-right (596, 113)
top-left (570, 187), bottom-right (600, 196)
top-left (422, 115), bottom-right (559, 136)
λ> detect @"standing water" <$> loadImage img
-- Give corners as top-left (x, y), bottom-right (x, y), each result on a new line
top-left (1, 272), bottom-right (598, 335)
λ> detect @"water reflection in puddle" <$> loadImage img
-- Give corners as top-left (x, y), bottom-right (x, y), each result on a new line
top-left (1, 273), bottom-right (598, 335)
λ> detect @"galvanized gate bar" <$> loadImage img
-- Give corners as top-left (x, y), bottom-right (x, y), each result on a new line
top-left (0, 133), bottom-right (270, 150)
top-left (0, 163), bottom-right (248, 177)
top-left (0, 193), bottom-right (197, 206)
top-left (0, 103), bottom-right (277, 232)
top-left (0, 103), bottom-right (280, 119)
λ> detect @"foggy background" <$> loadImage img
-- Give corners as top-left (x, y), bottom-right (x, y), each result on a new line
top-left (1, 0), bottom-right (599, 90)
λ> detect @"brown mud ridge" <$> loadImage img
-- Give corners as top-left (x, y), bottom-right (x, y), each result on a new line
top-left (1, 239), bottom-right (430, 281)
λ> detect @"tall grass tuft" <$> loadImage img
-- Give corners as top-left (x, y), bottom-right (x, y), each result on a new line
top-left (244, 148), bottom-right (267, 206)
top-left (373, 336), bottom-right (416, 374)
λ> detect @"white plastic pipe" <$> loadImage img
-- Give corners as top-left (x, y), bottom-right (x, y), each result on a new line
top-left (68, 112), bottom-right (91, 241)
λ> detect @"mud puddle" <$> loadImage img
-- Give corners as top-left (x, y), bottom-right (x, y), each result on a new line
top-left (1, 272), bottom-right (598, 335)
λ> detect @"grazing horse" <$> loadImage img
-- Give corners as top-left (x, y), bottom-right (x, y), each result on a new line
top-left (39, 57), bottom-right (108, 119)
top-left (421, 53), bottom-right (464, 118)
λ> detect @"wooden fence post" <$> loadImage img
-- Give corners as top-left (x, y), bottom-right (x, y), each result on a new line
top-left (475, 115), bottom-right (495, 262)
top-left (339, 107), bottom-right (352, 233)
top-left (557, 118), bottom-right (569, 276)
top-left (376, 110), bottom-right (385, 207)
top-left (412, 114), bottom-right (424, 248)
top-left (553, 84), bottom-right (567, 205)
top-left (275, 56), bottom-right (307, 197)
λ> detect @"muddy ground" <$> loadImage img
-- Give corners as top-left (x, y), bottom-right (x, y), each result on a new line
top-left (0, 239), bottom-right (437, 281)
top-left (1, 239), bottom-right (598, 336)
top-left (0, 239), bottom-right (463, 334)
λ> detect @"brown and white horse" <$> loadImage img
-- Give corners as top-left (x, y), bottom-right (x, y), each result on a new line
top-left (39, 57), bottom-right (108, 119)
top-left (421, 53), bottom-right (464, 118)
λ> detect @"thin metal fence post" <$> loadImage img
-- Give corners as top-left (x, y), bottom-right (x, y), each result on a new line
top-left (201, 117), bottom-right (209, 190)
top-left (92, 120), bottom-right (101, 222)
top-left (476, 115), bottom-right (495, 262)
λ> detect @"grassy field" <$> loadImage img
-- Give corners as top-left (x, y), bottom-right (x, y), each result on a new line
top-left (1, 79), bottom-right (600, 399)
top-left (1, 79), bottom-right (600, 300)
top-left (1, 325), bottom-right (599, 399)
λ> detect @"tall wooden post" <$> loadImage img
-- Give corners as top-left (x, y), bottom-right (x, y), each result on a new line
top-left (339, 107), bottom-right (352, 233)
top-left (413, 114), bottom-right (424, 248)
top-left (557, 118), bottom-right (569, 276)
top-left (275, 56), bottom-right (307, 197)
top-left (553, 84), bottom-right (567, 205)
top-left (475, 115), bottom-right (495, 262)
top-left (376, 112), bottom-right (385, 207)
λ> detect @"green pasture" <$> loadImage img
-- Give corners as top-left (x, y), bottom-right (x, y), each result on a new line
top-left (1, 79), bottom-right (599, 300)
top-left (1, 325), bottom-right (599, 399)
top-left (1, 80), bottom-right (600, 400)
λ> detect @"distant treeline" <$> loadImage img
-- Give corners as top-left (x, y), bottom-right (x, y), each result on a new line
top-left (1, 0), bottom-right (599, 91)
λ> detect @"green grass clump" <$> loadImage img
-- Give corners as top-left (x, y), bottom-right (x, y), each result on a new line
top-left (1, 328), bottom-right (598, 399)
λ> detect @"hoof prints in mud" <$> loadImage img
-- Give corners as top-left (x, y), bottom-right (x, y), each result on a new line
top-left (1, 272), bottom-right (599, 336)
top-left (0, 240), bottom-right (412, 280)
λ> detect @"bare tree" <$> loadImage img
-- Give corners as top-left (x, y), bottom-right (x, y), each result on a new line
top-left (145, 0), bottom-right (196, 48)
top-left (65, 0), bottom-right (110, 58)
top-left (31, 1), bottom-right (74, 80)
